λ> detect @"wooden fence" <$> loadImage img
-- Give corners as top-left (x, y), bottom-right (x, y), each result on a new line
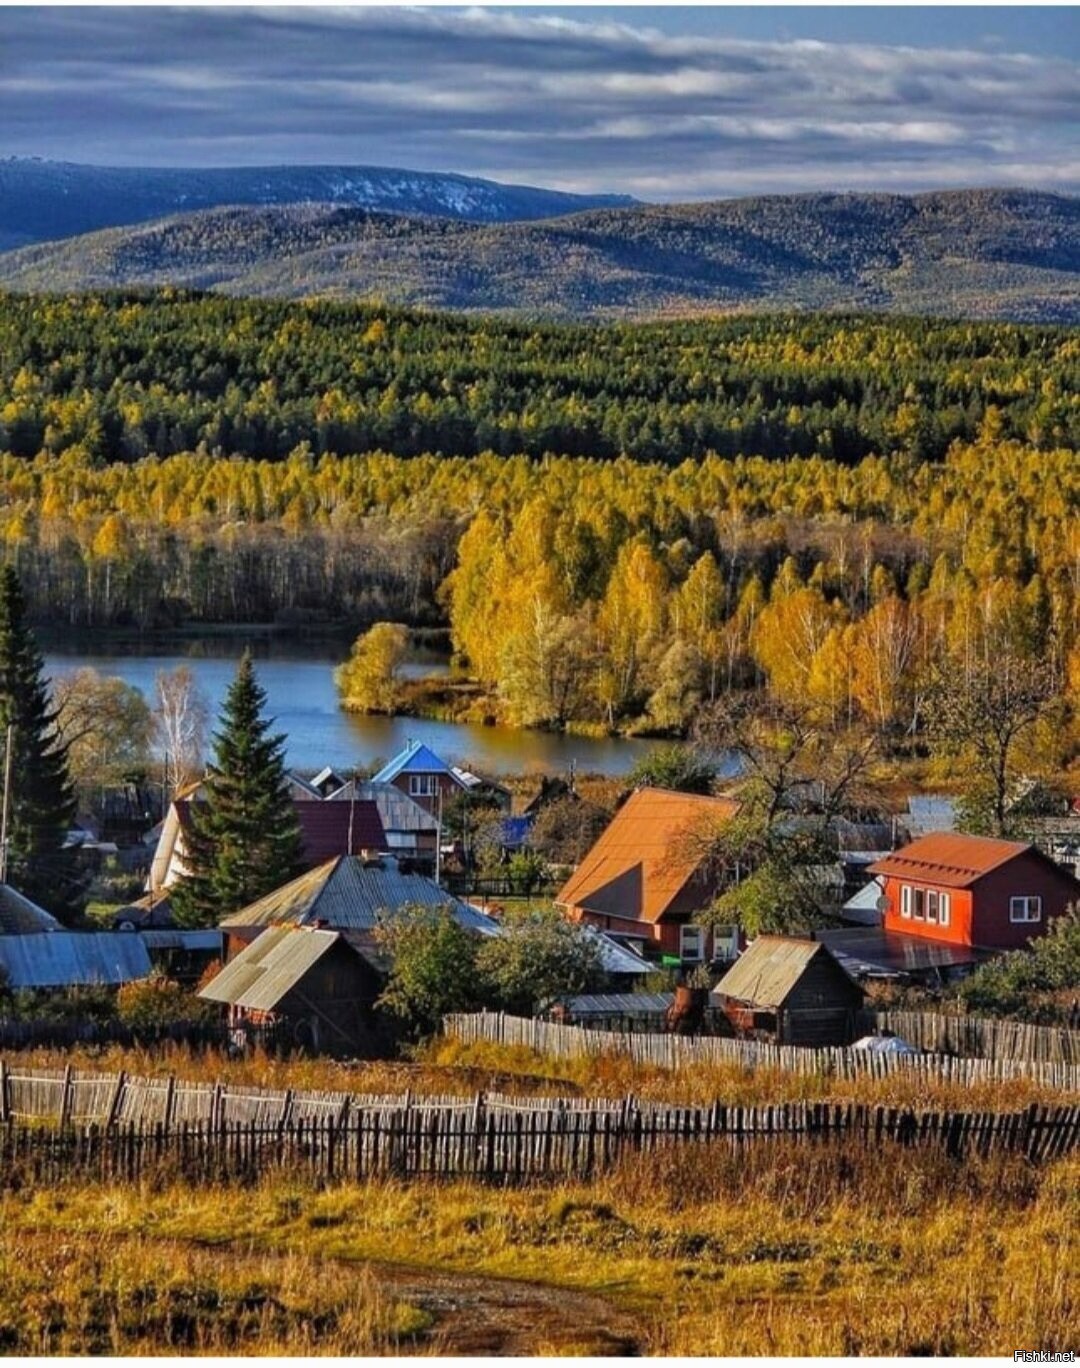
top-left (1, 1098), bottom-right (1078, 1187)
top-left (857, 1010), bottom-right (1079, 1065)
top-left (444, 1012), bottom-right (1080, 1093)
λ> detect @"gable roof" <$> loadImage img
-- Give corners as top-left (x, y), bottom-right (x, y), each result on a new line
top-left (219, 854), bottom-right (499, 936)
top-left (372, 740), bottom-right (459, 784)
top-left (0, 883), bottom-right (62, 935)
top-left (868, 831), bottom-right (1062, 890)
top-left (326, 781), bottom-right (439, 835)
top-left (713, 935), bottom-right (858, 1008)
top-left (199, 926), bottom-right (354, 1011)
top-left (555, 787), bottom-right (739, 925)
top-left (174, 798), bottom-right (387, 867)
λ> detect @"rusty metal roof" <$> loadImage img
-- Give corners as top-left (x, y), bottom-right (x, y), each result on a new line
top-left (0, 883), bottom-right (62, 934)
top-left (712, 935), bottom-right (848, 1009)
top-left (869, 832), bottom-right (1041, 889)
top-left (199, 926), bottom-right (346, 1011)
top-left (555, 787), bottom-right (738, 925)
top-left (219, 854), bottom-right (499, 936)
top-left (0, 932), bottom-right (152, 989)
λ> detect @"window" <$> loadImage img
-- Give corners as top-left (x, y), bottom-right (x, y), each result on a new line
top-left (408, 774), bottom-right (438, 797)
top-left (1010, 896), bottom-right (1042, 924)
top-left (913, 888), bottom-right (925, 921)
top-left (926, 890), bottom-right (939, 924)
top-left (940, 893), bottom-right (950, 928)
top-left (900, 886), bottom-right (912, 919)
top-left (680, 925), bottom-right (705, 962)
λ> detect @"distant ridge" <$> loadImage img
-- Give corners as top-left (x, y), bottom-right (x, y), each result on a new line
top-left (0, 186), bottom-right (1076, 324)
top-left (0, 156), bottom-right (637, 250)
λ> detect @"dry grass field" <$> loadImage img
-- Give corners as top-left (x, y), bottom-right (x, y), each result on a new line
top-left (0, 1140), bottom-right (1075, 1355)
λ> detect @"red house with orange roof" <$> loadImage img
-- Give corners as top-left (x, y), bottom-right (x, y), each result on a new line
top-left (868, 832), bottom-right (1079, 952)
top-left (555, 787), bottom-right (740, 963)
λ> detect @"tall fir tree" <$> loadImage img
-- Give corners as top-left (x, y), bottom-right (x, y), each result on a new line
top-left (0, 565), bottom-right (83, 923)
top-left (171, 651), bottom-right (303, 927)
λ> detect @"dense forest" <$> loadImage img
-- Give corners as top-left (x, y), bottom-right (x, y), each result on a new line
top-left (1, 292), bottom-right (1077, 738)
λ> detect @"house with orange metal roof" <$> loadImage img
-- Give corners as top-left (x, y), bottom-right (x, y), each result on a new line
top-left (868, 831), bottom-right (1079, 952)
top-left (554, 787), bottom-right (739, 963)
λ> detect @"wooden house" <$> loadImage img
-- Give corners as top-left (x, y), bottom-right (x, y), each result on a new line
top-left (555, 787), bottom-right (740, 962)
top-left (371, 740), bottom-right (510, 818)
top-left (869, 832), bottom-right (1080, 951)
top-left (712, 936), bottom-right (864, 1046)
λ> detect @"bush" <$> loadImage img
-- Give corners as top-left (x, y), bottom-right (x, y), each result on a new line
top-left (116, 973), bottom-right (213, 1031)
top-left (958, 905), bottom-right (1080, 1019)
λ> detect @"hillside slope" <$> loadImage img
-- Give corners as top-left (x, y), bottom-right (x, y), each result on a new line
top-left (1, 189), bottom-right (1076, 322)
top-left (0, 157), bottom-right (635, 249)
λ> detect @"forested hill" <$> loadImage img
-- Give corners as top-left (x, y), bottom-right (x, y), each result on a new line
top-left (0, 157), bottom-right (636, 251)
top-left (1, 189), bottom-right (1076, 323)
top-left (0, 295), bottom-right (1075, 465)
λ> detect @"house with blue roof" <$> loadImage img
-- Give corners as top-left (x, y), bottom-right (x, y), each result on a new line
top-left (372, 740), bottom-right (509, 817)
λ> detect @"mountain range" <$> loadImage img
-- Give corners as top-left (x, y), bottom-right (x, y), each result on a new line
top-left (0, 161), bottom-right (1076, 324)
top-left (0, 157), bottom-right (636, 251)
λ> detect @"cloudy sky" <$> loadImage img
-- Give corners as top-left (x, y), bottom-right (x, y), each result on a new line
top-left (1, 6), bottom-right (1077, 199)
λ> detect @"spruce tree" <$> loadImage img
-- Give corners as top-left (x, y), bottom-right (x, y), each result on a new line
top-left (171, 651), bottom-right (303, 927)
top-left (0, 566), bottom-right (82, 922)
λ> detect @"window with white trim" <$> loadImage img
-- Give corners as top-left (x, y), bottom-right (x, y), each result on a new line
top-left (1010, 896), bottom-right (1042, 923)
top-left (926, 890), bottom-right (939, 924)
top-left (913, 888), bottom-right (925, 921)
top-left (900, 885), bottom-right (912, 919)
top-left (680, 925), bottom-right (705, 962)
top-left (408, 774), bottom-right (439, 797)
top-left (939, 893), bottom-right (950, 927)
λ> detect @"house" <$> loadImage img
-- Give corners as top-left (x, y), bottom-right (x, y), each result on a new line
top-left (712, 936), bottom-right (865, 1046)
top-left (147, 796), bottom-right (387, 891)
top-left (555, 787), bottom-right (740, 963)
top-left (868, 832), bottom-right (1080, 952)
top-left (323, 780), bottom-right (439, 866)
top-left (217, 852), bottom-right (499, 957)
top-left (372, 740), bottom-right (510, 818)
top-left (199, 925), bottom-right (388, 1055)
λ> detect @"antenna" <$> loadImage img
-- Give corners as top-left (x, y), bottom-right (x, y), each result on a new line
top-left (0, 723), bottom-right (14, 884)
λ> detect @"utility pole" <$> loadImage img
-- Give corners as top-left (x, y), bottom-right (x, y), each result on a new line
top-left (0, 723), bottom-right (14, 885)
top-left (435, 785), bottom-right (442, 886)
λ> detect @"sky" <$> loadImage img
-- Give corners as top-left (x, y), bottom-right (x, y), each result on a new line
top-left (1, 5), bottom-right (1077, 200)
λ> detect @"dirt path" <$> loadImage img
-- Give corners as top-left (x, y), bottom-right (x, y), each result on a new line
top-left (369, 1260), bottom-right (643, 1356)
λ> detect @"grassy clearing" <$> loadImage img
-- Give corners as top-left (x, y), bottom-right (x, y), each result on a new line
top-left (7, 1035), bottom-right (1075, 1111)
top-left (1, 1143), bottom-right (1075, 1355)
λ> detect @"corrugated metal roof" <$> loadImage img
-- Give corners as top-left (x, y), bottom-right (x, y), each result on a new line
top-left (199, 926), bottom-right (342, 1011)
top-left (906, 796), bottom-right (957, 836)
top-left (815, 927), bottom-right (992, 977)
top-left (0, 932), bottom-right (152, 988)
top-left (556, 787), bottom-right (739, 925)
top-left (713, 935), bottom-right (838, 1008)
top-left (560, 992), bottom-right (674, 1016)
top-left (869, 832), bottom-right (1039, 889)
top-left (331, 781), bottom-right (439, 835)
top-left (0, 883), bottom-right (62, 934)
top-left (583, 927), bottom-right (653, 977)
top-left (842, 881), bottom-right (884, 926)
top-left (140, 929), bottom-right (223, 951)
top-left (219, 855), bottom-right (500, 936)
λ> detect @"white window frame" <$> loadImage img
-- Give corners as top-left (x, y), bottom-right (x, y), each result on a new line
top-left (408, 774), bottom-right (438, 797)
top-left (680, 925), bottom-right (705, 962)
top-left (939, 893), bottom-right (950, 928)
top-left (926, 890), bottom-right (939, 924)
top-left (913, 888), bottom-right (925, 921)
top-left (900, 885), bottom-right (912, 919)
top-left (1010, 895), bottom-right (1042, 924)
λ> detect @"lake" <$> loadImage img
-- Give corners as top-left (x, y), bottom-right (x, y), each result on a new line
top-left (42, 633), bottom-right (664, 777)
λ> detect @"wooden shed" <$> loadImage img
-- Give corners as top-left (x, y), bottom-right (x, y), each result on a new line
top-left (712, 935), bottom-right (864, 1046)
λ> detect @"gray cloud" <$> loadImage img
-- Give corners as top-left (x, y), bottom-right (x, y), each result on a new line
top-left (0, 6), bottom-right (1076, 197)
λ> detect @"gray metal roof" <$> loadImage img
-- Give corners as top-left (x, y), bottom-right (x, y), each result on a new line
top-left (842, 881), bottom-right (884, 926)
top-left (713, 936), bottom-right (835, 1008)
top-left (326, 781), bottom-right (439, 835)
top-left (0, 932), bottom-right (152, 989)
top-left (560, 992), bottom-right (674, 1016)
top-left (199, 926), bottom-right (343, 1011)
top-left (815, 927), bottom-right (991, 979)
top-left (220, 855), bottom-right (500, 936)
top-left (0, 883), bottom-right (62, 935)
top-left (140, 929), bottom-right (224, 952)
top-left (582, 928), bottom-right (654, 977)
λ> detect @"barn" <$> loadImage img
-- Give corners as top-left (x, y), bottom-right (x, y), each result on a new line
top-left (712, 936), bottom-right (864, 1046)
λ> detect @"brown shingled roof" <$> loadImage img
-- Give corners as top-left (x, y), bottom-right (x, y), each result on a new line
top-left (869, 832), bottom-right (1035, 890)
top-left (555, 787), bottom-right (738, 925)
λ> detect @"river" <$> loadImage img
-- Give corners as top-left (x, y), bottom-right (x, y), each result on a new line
top-left (41, 632), bottom-right (664, 777)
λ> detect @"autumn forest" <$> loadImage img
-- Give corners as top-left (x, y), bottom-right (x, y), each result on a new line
top-left (1, 290), bottom-right (1077, 748)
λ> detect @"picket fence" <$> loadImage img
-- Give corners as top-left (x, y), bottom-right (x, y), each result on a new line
top-left (858, 1010), bottom-right (1079, 1066)
top-left (1, 1098), bottom-right (1078, 1186)
top-left (444, 1012), bottom-right (1080, 1093)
